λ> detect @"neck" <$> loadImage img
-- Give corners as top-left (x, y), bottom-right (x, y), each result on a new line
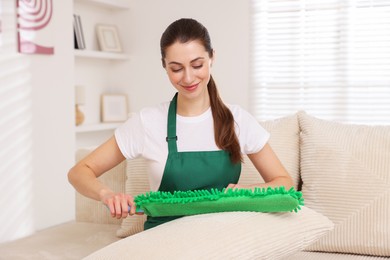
top-left (177, 92), bottom-right (210, 117)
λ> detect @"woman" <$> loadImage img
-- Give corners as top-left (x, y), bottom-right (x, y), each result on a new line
top-left (68, 18), bottom-right (293, 230)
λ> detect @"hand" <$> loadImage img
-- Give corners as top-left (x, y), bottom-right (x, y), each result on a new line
top-left (226, 183), bottom-right (257, 191)
top-left (100, 190), bottom-right (141, 219)
top-left (226, 183), bottom-right (244, 190)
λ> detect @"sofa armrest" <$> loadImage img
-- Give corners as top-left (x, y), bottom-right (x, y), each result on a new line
top-left (75, 148), bottom-right (126, 225)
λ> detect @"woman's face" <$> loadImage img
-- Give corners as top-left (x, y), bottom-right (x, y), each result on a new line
top-left (164, 40), bottom-right (213, 100)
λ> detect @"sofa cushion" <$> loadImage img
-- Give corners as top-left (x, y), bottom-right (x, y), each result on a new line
top-left (299, 111), bottom-right (390, 256)
top-left (76, 148), bottom-right (125, 225)
top-left (0, 221), bottom-right (120, 260)
top-left (286, 251), bottom-right (389, 260)
top-left (117, 113), bottom-right (301, 238)
top-left (115, 157), bottom-right (149, 238)
top-left (85, 206), bottom-right (333, 260)
top-left (240, 113), bottom-right (300, 188)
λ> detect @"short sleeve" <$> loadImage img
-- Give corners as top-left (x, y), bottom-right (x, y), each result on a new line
top-left (114, 112), bottom-right (145, 159)
top-left (232, 106), bottom-right (270, 154)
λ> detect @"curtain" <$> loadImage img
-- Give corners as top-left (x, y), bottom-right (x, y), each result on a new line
top-left (250, 0), bottom-right (390, 124)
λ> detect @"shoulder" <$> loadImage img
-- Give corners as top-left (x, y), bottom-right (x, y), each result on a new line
top-left (136, 101), bottom-right (170, 135)
top-left (139, 101), bottom-right (169, 119)
top-left (226, 104), bottom-right (270, 154)
top-left (226, 104), bottom-right (256, 123)
top-left (117, 101), bottom-right (169, 133)
top-left (135, 101), bottom-right (169, 127)
top-left (226, 103), bottom-right (269, 136)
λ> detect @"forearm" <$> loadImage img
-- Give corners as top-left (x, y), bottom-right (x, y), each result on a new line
top-left (249, 176), bottom-right (294, 189)
top-left (68, 137), bottom-right (127, 202)
top-left (228, 176), bottom-right (294, 191)
top-left (68, 165), bottom-right (113, 202)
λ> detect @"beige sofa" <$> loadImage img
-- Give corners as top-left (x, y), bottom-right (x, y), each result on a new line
top-left (1, 111), bottom-right (389, 259)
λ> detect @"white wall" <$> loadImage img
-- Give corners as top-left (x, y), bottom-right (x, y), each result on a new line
top-left (0, 1), bottom-right (74, 243)
top-left (30, 0), bottom-right (75, 232)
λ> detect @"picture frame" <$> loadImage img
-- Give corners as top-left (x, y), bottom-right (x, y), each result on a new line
top-left (96, 24), bottom-right (122, 52)
top-left (101, 94), bottom-right (128, 122)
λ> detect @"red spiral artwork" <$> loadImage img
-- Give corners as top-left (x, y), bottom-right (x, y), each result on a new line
top-left (17, 0), bottom-right (54, 54)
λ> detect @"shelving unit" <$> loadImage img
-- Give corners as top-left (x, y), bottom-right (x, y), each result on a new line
top-left (74, 49), bottom-right (130, 60)
top-left (75, 0), bottom-right (130, 10)
top-left (73, 0), bottom-right (131, 147)
top-left (75, 123), bottom-right (121, 133)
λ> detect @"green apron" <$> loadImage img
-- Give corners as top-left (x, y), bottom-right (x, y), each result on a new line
top-left (144, 93), bottom-right (242, 230)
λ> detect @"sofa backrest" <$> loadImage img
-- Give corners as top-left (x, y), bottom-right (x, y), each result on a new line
top-left (75, 148), bottom-right (125, 225)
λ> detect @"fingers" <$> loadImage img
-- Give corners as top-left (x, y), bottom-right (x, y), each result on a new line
top-left (107, 202), bottom-right (116, 218)
top-left (114, 195), bottom-right (123, 219)
top-left (102, 192), bottom-right (136, 219)
top-left (127, 195), bottom-right (136, 216)
top-left (126, 196), bottom-right (144, 215)
top-left (226, 183), bottom-right (236, 190)
top-left (224, 183), bottom-right (235, 193)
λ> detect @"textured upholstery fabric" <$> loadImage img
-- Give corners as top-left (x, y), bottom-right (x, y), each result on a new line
top-left (259, 113), bottom-right (300, 188)
top-left (116, 157), bottom-right (149, 237)
top-left (0, 222), bottom-right (120, 260)
top-left (240, 113), bottom-right (300, 188)
top-left (75, 148), bottom-right (125, 225)
top-left (84, 207), bottom-right (333, 260)
top-left (286, 251), bottom-right (390, 260)
top-left (239, 113), bottom-right (300, 190)
top-left (299, 112), bottom-right (390, 256)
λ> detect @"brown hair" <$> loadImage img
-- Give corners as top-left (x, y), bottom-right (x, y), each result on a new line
top-left (160, 18), bottom-right (242, 163)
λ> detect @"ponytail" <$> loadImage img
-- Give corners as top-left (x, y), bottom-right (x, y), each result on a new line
top-left (208, 76), bottom-right (242, 164)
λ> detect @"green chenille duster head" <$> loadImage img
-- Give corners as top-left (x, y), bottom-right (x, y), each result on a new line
top-left (134, 186), bottom-right (304, 217)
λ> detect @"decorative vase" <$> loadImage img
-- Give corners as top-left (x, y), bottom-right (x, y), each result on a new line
top-left (75, 104), bottom-right (85, 126)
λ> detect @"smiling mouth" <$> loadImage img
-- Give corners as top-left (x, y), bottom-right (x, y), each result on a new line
top-left (183, 83), bottom-right (199, 91)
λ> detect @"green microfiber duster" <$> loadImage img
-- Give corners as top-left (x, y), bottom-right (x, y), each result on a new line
top-left (134, 186), bottom-right (304, 217)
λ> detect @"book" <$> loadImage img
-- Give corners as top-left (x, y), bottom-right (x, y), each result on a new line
top-left (73, 14), bottom-right (85, 49)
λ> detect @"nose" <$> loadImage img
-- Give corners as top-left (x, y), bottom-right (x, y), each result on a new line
top-left (182, 68), bottom-right (194, 85)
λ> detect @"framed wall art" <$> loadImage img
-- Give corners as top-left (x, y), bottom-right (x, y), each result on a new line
top-left (16, 0), bottom-right (54, 55)
top-left (101, 94), bottom-right (128, 122)
top-left (96, 24), bottom-right (122, 53)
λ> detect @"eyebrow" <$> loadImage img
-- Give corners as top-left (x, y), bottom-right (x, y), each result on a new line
top-left (168, 57), bottom-right (205, 66)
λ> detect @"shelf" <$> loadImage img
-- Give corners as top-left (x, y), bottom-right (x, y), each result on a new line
top-left (74, 49), bottom-right (130, 60)
top-left (73, 0), bottom-right (131, 148)
top-left (75, 123), bottom-right (122, 133)
top-left (75, 0), bottom-right (130, 10)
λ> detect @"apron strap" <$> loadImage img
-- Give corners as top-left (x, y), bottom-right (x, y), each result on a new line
top-left (166, 93), bottom-right (178, 153)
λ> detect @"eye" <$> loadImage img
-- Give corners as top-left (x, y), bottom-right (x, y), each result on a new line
top-left (170, 67), bottom-right (182, 73)
top-left (193, 64), bottom-right (203, 69)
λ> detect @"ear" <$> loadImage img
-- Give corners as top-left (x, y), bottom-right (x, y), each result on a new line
top-left (210, 50), bottom-right (215, 67)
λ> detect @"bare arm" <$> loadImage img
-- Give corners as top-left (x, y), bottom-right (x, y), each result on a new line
top-left (227, 143), bottom-right (293, 190)
top-left (68, 136), bottom-right (139, 218)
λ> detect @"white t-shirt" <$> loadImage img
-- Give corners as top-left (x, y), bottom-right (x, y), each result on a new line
top-left (115, 101), bottom-right (270, 191)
